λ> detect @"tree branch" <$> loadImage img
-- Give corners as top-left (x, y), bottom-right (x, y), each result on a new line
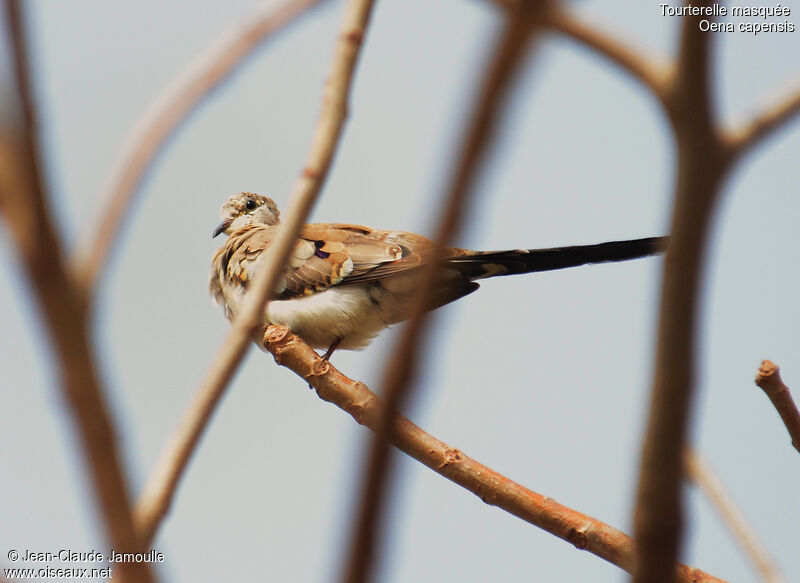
top-left (754, 361), bottom-right (800, 456)
top-left (261, 325), bottom-right (725, 583)
top-left (133, 0), bottom-right (376, 545)
top-left (543, 6), bottom-right (672, 107)
top-left (724, 79), bottom-right (800, 161)
top-left (342, 2), bottom-right (545, 582)
top-left (72, 0), bottom-right (329, 295)
top-left (685, 449), bottom-right (785, 583)
top-left (633, 4), bottom-right (730, 583)
top-left (0, 3), bottom-right (153, 582)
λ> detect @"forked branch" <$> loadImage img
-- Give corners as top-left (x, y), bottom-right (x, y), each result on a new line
top-left (633, 3), bottom-right (728, 582)
top-left (544, 6), bottom-right (673, 107)
top-left (724, 80), bottom-right (800, 160)
top-left (475, 1), bottom-right (800, 581)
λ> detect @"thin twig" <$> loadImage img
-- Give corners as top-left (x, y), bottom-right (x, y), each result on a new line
top-left (72, 0), bottom-right (329, 294)
top-left (543, 6), bottom-right (672, 107)
top-left (685, 449), bottom-right (785, 583)
top-left (133, 0), bottom-right (376, 545)
top-left (0, 3), bottom-right (153, 582)
top-left (261, 325), bottom-right (725, 583)
top-left (724, 79), bottom-right (800, 161)
top-left (755, 361), bottom-right (800, 455)
top-left (341, 3), bottom-right (545, 582)
top-left (633, 4), bottom-right (730, 583)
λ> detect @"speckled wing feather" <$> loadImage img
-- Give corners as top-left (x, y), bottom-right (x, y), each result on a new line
top-left (210, 192), bottom-right (666, 353)
top-left (212, 223), bottom-right (665, 315)
top-left (212, 223), bottom-right (431, 302)
top-left (327, 229), bottom-right (448, 284)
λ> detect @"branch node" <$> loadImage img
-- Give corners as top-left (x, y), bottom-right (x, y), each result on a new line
top-left (567, 524), bottom-right (590, 550)
top-left (257, 327), bottom-right (721, 581)
top-left (437, 447), bottom-right (463, 469)
top-left (345, 30), bottom-right (364, 45)
top-left (754, 359), bottom-right (800, 455)
top-left (478, 481), bottom-right (500, 506)
top-left (302, 166), bottom-right (321, 179)
top-left (310, 358), bottom-right (330, 377)
top-left (352, 381), bottom-right (369, 392)
top-left (264, 323), bottom-right (291, 345)
top-left (345, 388), bottom-right (377, 425)
top-left (348, 401), bottom-right (370, 425)
top-left (755, 360), bottom-right (781, 392)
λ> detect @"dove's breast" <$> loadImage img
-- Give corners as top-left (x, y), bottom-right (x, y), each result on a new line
top-left (211, 224), bottom-right (413, 350)
top-left (263, 285), bottom-right (391, 349)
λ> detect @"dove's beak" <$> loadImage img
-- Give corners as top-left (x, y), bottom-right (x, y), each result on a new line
top-left (212, 219), bottom-right (232, 238)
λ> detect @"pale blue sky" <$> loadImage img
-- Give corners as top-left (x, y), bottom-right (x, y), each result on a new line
top-left (1, 1), bottom-right (799, 582)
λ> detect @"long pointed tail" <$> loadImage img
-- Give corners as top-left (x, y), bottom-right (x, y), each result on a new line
top-left (446, 236), bottom-right (667, 281)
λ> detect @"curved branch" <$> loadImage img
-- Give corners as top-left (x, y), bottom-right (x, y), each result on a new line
top-left (0, 3), bottom-right (153, 582)
top-left (133, 0), bottom-right (376, 545)
top-left (543, 6), bottom-right (672, 107)
top-left (755, 360), bottom-right (800, 455)
top-left (633, 4), bottom-right (728, 583)
top-left (261, 325), bottom-right (725, 583)
top-left (685, 449), bottom-right (785, 583)
top-left (342, 3), bottom-right (545, 582)
top-left (724, 79), bottom-right (800, 160)
top-left (481, 0), bottom-right (673, 109)
top-left (72, 0), bottom-right (328, 294)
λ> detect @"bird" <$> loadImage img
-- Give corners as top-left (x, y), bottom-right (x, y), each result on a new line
top-left (210, 192), bottom-right (666, 360)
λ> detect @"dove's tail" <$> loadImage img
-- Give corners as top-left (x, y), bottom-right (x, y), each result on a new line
top-left (446, 236), bottom-right (667, 281)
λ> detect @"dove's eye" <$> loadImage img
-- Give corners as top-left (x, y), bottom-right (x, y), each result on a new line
top-left (245, 199), bottom-right (257, 211)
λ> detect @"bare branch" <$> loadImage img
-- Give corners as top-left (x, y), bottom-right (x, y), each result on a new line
top-left (72, 0), bottom-right (329, 294)
top-left (261, 325), bottom-right (726, 583)
top-left (685, 449), bottom-right (785, 583)
top-left (544, 6), bottom-right (672, 107)
top-left (755, 360), bottom-right (800, 455)
top-left (0, 3), bottom-right (152, 581)
top-left (633, 4), bottom-right (730, 583)
top-left (724, 79), bottom-right (800, 160)
top-left (342, 3), bottom-right (545, 582)
top-left (133, 0), bottom-right (376, 545)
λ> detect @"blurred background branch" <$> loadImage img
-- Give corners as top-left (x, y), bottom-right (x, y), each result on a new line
top-left (633, 3), bottom-right (727, 581)
top-left (685, 449), bottom-right (784, 583)
top-left (544, 6), bottom-right (672, 106)
top-left (134, 0), bottom-right (376, 545)
top-left (725, 79), bottom-right (800, 158)
top-left (73, 0), bottom-right (329, 296)
top-left (342, 2), bottom-right (546, 581)
top-left (1, 0), bottom-right (798, 581)
top-left (0, 2), bottom-right (153, 582)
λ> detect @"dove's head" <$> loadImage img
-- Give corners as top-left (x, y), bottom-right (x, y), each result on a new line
top-left (213, 192), bottom-right (280, 237)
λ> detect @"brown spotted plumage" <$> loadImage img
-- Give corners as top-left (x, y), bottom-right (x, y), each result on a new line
top-left (211, 192), bottom-right (666, 357)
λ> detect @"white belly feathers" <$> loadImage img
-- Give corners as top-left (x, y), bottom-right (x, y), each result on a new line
top-left (264, 286), bottom-right (389, 349)
top-left (219, 283), bottom-right (390, 350)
